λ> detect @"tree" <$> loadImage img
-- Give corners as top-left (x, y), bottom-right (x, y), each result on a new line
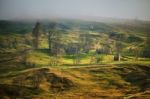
top-left (114, 34), bottom-right (123, 61)
top-left (80, 32), bottom-right (91, 53)
top-left (73, 43), bottom-right (81, 64)
top-left (96, 44), bottom-right (112, 55)
top-left (47, 22), bottom-right (56, 54)
top-left (48, 31), bottom-right (55, 54)
top-left (114, 41), bottom-right (121, 61)
top-left (48, 31), bottom-right (64, 54)
top-left (32, 22), bottom-right (41, 49)
top-left (48, 29), bottom-right (65, 66)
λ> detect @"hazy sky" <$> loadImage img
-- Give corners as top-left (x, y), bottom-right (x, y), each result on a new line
top-left (0, 0), bottom-right (150, 20)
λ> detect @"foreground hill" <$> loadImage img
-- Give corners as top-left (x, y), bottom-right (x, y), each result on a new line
top-left (0, 64), bottom-right (150, 98)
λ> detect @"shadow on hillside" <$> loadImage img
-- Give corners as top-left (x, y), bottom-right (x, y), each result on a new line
top-left (0, 84), bottom-right (41, 99)
top-left (114, 64), bottom-right (150, 91)
top-left (0, 68), bottom-right (75, 98)
top-left (36, 48), bottom-right (50, 55)
top-left (13, 68), bottom-right (74, 92)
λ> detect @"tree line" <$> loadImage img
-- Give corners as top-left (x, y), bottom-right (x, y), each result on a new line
top-left (31, 22), bottom-right (150, 65)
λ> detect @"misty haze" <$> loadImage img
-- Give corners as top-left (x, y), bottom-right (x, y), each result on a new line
top-left (0, 0), bottom-right (150, 98)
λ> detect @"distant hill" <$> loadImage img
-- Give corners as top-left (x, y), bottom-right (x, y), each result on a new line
top-left (0, 18), bottom-right (149, 55)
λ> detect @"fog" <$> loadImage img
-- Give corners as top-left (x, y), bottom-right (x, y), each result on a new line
top-left (0, 0), bottom-right (150, 21)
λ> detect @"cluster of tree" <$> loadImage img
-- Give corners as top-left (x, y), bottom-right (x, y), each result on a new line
top-left (31, 22), bottom-right (121, 64)
top-left (31, 22), bottom-right (150, 66)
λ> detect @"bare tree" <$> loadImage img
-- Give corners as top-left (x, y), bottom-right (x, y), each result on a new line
top-left (47, 22), bottom-right (57, 54)
top-left (48, 31), bottom-right (55, 54)
top-left (73, 43), bottom-right (81, 64)
top-left (114, 34), bottom-right (123, 61)
top-left (32, 22), bottom-right (41, 49)
top-left (80, 32), bottom-right (92, 53)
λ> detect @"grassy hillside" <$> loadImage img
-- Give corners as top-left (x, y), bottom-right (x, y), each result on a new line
top-left (0, 64), bottom-right (150, 98)
top-left (0, 19), bottom-right (150, 98)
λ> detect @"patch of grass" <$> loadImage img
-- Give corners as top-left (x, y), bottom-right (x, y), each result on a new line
top-left (28, 50), bottom-right (51, 66)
